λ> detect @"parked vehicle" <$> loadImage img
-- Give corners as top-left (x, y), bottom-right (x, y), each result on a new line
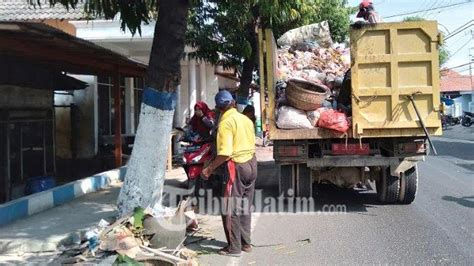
top-left (181, 140), bottom-right (213, 193)
top-left (258, 21), bottom-right (443, 204)
top-left (449, 115), bottom-right (461, 126)
top-left (441, 114), bottom-right (449, 130)
top-left (461, 111), bottom-right (473, 127)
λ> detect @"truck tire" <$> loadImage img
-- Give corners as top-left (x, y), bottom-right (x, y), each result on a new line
top-left (399, 166), bottom-right (418, 204)
top-left (376, 168), bottom-right (400, 204)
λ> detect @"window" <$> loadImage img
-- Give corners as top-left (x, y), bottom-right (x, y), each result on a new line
top-left (97, 76), bottom-right (126, 136)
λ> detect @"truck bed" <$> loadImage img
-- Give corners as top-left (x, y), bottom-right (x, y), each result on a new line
top-left (258, 21), bottom-right (443, 141)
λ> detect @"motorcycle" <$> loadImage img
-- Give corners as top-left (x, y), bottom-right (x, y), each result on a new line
top-left (180, 128), bottom-right (213, 195)
top-left (441, 113), bottom-right (449, 130)
top-left (461, 111), bottom-right (473, 127)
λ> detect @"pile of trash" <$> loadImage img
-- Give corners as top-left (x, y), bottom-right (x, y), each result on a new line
top-left (58, 199), bottom-right (200, 265)
top-left (275, 22), bottom-right (351, 133)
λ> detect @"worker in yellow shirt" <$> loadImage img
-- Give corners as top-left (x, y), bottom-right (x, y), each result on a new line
top-left (202, 90), bottom-right (257, 257)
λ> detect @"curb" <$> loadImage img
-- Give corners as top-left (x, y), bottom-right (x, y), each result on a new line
top-left (0, 167), bottom-right (127, 227)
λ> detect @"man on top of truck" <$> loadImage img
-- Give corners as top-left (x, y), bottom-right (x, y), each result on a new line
top-left (356, 0), bottom-right (382, 24)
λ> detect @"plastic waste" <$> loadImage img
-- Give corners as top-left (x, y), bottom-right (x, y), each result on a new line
top-left (277, 21), bottom-right (333, 48)
top-left (307, 107), bottom-right (329, 127)
top-left (277, 106), bottom-right (314, 129)
top-left (317, 109), bottom-right (349, 133)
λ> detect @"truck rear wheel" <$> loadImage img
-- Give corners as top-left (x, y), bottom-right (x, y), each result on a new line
top-left (398, 165), bottom-right (418, 204)
top-left (376, 168), bottom-right (400, 204)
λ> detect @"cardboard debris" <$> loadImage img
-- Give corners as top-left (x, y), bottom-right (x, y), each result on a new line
top-left (56, 200), bottom-right (202, 265)
top-left (100, 226), bottom-right (141, 258)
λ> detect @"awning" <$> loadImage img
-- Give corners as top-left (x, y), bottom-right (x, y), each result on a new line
top-left (441, 97), bottom-right (454, 106)
top-left (0, 57), bottom-right (87, 90)
top-left (0, 21), bottom-right (147, 169)
top-left (0, 21), bottom-right (147, 77)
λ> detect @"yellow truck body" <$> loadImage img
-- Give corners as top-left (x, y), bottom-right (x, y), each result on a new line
top-left (259, 21), bottom-right (443, 140)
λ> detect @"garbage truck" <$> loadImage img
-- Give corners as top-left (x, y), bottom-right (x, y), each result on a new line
top-left (258, 21), bottom-right (443, 204)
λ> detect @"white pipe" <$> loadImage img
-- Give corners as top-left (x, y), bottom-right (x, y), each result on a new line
top-left (199, 61), bottom-right (207, 102)
top-left (189, 60), bottom-right (197, 116)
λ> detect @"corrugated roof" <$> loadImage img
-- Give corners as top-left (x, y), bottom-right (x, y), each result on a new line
top-left (0, 0), bottom-right (87, 21)
top-left (440, 69), bottom-right (474, 93)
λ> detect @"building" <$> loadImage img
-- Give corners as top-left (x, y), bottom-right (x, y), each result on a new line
top-left (0, 21), bottom-right (147, 203)
top-left (0, 0), bottom-right (238, 202)
top-left (440, 69), bottom-right (474, 114)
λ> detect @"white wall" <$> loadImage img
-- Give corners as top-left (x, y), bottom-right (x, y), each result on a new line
top-left (206, 64), bottom-right (220, 109)
top-left (70, 19), bottom-right (236, 142)
top-left (69, 75), bottom-right (98, 159)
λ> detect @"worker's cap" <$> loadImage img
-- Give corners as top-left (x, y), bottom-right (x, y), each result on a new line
top-left (359, 0), bottom-right (372, 8)
top-left (215, 90), bottom-right (234, 108)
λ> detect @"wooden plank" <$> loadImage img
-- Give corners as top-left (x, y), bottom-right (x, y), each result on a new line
top-left (265, 29), bottom-right (278, 140)
top-left (258, 28), bottom-right (266, 132)
top-left (270, 128), bottom-right (349, 140)
top-left (0, 36), bottom-right (146, 77)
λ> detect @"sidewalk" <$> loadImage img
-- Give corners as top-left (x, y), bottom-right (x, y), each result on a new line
top-left (0, 167), bottom-right (187, 256)
top-left (0, 146), bottom-right (275, 263)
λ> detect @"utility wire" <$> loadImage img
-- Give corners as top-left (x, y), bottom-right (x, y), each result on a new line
top-left (424, 0), bottom-right (440, 17)
top-left (448, 39), bottom-right (472, 59)
top-left (445, 20), bottom-right (474, 40)
top-left (385, 0), bottom-right (473, 19)
top-left (443, 62), bottom-right (472, 70)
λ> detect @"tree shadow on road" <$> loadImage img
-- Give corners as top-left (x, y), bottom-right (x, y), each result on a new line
top-left (431, 140), bottom-right (474, 160)
top-left (442, 195), bottom-right (474, 208)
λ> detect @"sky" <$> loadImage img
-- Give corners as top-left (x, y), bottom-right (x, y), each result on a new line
top-left (348, 0), bottom-right (474, 74)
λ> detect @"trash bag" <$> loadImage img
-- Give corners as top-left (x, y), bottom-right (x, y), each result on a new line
top-left (277, 21), bottom-right (333, 48)
top-left (277, 106), bottom-right (314, 129)
top-left (317, 109), bottom-right (349, 133)
top-left (307, 107), bottom-right (329, 127)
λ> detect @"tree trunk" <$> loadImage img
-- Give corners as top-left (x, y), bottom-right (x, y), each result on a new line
top-left (117, 0), bottom-right (190, 217)
top-left (237, 21), bottom-right (259, 98)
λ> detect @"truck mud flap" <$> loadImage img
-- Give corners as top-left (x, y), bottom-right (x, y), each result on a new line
top-left (297, 164), bottom-right (312, 198)
top-left (279, 164), bottom-right (312, 198)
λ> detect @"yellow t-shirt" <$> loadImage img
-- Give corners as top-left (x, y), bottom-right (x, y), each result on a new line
top-left (216, 108), bottom-right (256, 163)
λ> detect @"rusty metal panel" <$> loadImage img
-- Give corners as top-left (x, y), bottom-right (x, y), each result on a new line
top-left (350, 21), bottom-right (442, 138)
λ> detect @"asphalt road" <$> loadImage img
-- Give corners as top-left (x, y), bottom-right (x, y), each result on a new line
top-left (197, 128), bottom-right (474, 265)
top-left (2, 127), bottom-right (472, 264)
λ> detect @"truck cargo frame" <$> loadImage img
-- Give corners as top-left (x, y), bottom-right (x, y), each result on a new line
top-left (258, 21), bottom-right (443, 204)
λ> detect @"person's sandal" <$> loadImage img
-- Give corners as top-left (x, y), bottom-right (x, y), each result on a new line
top-left (218, 247), bottom-right (241, 257)
top-left (242, 244), bottom-right (252, 253)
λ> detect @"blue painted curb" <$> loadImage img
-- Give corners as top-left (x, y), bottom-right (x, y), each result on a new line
top-left (0, 167), bottom-right (127, 227)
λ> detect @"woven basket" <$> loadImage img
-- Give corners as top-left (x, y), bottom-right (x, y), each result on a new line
top-left (285, 79), bottom-right (330, 111)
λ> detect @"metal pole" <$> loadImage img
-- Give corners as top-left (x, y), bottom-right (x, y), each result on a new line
top-left (6, 123), bottom-right (11, 201)
top-left (43, 122), bottom-right (47, 175)
top-left (114, 72), bottom-right (123, 167)
top-left (408, 95), bottom-right (438, 155)
top-left (19, 125), bottom-right (23, 181)
top-left (469, 49), bottom-right (473, 91)
top-left (52, 108), bottom-right (56, 175)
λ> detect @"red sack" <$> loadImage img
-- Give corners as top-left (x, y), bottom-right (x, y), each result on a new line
top-left (317, 109), bottom-right (349, 133)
